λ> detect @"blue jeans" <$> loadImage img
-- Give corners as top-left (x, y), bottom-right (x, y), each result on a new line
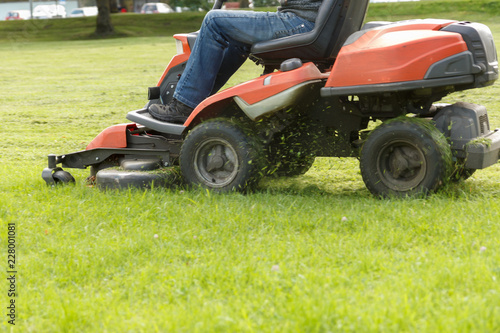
top-left (173, 10), bottom-right (315, 109)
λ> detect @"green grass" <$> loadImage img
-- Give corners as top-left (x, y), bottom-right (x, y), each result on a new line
top-left (1, 2), bottom-right (500, 332)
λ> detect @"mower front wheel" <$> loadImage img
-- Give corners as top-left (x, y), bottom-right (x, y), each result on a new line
top-left (360, 118), bottom-right (452, 198)
top-left (180, 119), bottom-right (264, 192)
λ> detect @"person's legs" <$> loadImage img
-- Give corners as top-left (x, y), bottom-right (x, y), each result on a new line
top-left (150, 10), bottom-right (315, 122)
top-left (175, 10), bottom-right (314, 108)
top-left (210, 43), bottom-right (249, 95)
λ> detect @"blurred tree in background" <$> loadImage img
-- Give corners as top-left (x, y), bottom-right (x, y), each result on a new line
top-left (95, 0), bottom-right (114, 35)
top-left (92, 0), bottom-right (274, 37)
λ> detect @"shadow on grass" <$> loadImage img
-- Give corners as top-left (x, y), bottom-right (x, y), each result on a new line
top-left (90, 173), bottom-right (496, 200)
top-left (254, 174), bottom-right (498, 201)
top-left (256, 177), bottom-right (370, 198)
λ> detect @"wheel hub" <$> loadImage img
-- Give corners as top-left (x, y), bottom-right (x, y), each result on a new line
top-left (378, 141), bottom-right (426, 191)
top-left (206, 146), bottom-right (226, 172)
top-left (389, 146), bottom-right (423, 178)
top-left (194, 138), bottom-right (239, 188)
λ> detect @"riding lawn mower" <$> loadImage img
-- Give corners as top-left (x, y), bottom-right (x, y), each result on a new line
top-left (42, 0), bottom-right (500, 197)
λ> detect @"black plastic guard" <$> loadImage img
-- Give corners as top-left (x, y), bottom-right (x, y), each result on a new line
top-left (465, 129), bottom-right (500, 169)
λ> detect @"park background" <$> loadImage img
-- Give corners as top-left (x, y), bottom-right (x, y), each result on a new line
top-left (1, 0), bottom-right (499, 331)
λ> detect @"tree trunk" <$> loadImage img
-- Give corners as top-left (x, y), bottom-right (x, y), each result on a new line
top-left (95, 0), bottom-right (114, 36)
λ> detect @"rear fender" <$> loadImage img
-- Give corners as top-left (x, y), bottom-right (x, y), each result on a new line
top-left (326, 19), bottom-right (468, 88)
top-left (184, 62), bottom-right (328, 126)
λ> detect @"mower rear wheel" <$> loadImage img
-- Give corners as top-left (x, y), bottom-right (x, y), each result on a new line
top-left (180, 119), bottom-right (264, 192)
top-left (360, 117), bottom-right (452, 198)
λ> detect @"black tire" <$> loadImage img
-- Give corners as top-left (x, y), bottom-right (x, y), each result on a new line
top-left (360, 117), bottom-right (452, 198)
top-left (180, 119), bottom-right (264, 192)
top-left (52, 170), bottom-right (75, 184)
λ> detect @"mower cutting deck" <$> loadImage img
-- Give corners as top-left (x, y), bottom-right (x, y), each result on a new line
top-left (42, 0), bottom-right (499, 197)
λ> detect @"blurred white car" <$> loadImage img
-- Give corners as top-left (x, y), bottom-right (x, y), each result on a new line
top-left (140, 3), bottom-right (174, 14)
top-left (33, 4), bottom-right (66, 19)
top-left (5, 10), bottom-right (31, 20)
top-left (69, 7), bottom-right (98, 17)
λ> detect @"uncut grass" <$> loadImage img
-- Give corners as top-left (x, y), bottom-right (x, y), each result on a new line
top-left (1, 5), bottom-right (500, 333)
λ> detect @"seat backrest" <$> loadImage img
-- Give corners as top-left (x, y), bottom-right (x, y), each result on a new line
top-left (251, 0), bottom-right (370, 64)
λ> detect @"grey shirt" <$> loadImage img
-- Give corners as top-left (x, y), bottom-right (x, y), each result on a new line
top-left (278, 0), bottom-right (324, 23)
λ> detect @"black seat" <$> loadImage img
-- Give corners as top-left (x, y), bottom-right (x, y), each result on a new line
top-left (251, 0), bottom-right (370, 69)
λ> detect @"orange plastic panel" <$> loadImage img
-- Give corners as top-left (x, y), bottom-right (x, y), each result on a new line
top-left (184, 62), bottom-right (328, 126)
top-left (86, 123), bottom-right (137, 150)
top-left (326, 27), bottom-right (467, 87)
top-left (157, 35), bottom-right (191, 86)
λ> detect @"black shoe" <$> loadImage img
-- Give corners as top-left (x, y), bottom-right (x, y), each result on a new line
top-left (148, 99), bottom-right (193, 124)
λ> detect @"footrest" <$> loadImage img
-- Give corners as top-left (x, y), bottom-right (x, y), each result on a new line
top-left (126, 108), bottom-right (186, 136)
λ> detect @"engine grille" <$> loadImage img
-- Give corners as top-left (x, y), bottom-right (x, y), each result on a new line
top-left (479, 114), bottom-right (490, 134)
